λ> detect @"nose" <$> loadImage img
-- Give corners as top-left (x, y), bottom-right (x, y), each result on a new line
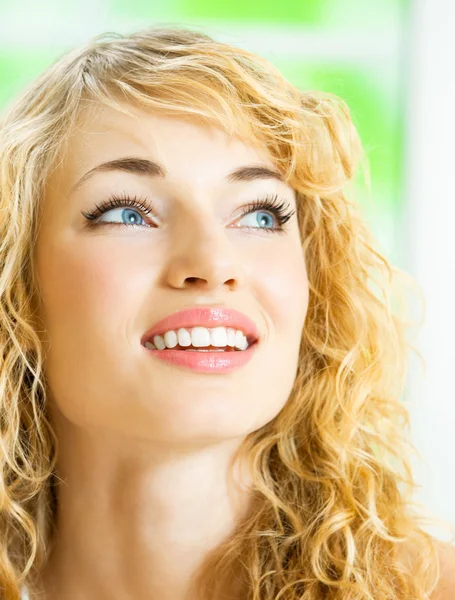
top-left (162, 212), bottom-right (246, 292)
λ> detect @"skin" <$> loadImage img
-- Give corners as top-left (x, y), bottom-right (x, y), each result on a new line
top-left (30, 102), bottom-right (309, 600)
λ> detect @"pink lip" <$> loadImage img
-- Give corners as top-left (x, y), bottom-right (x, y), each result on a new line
top-left (143, 342), bottom-right (259, 373)
top-left (141, 306), bottom-right (260, 346)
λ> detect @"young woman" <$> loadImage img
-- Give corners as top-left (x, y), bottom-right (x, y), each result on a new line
top-left (0, 26), bottom-right (454, 600)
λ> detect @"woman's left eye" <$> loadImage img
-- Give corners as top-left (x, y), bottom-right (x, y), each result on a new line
top-left (237, 210), bottom-right (277, 230)
top-left (81, 193), bottom-right (295, 234)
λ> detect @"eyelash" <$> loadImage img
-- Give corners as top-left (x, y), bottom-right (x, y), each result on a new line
top-left (81, 193), bottom-right (296, 234)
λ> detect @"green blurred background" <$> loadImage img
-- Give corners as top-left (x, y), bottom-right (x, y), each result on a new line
top-left (0, 0), bottom-right (410, 265)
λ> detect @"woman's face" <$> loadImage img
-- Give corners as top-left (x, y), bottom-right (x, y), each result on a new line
top-left (34, 103), bottom-right (309, 445)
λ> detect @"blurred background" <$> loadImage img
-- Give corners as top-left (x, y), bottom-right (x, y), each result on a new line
top-left (0, 0), bottom-right (454, 538)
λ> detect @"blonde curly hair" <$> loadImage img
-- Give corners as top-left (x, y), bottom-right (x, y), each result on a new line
top-left (0, 25), bottom-right (452, 600)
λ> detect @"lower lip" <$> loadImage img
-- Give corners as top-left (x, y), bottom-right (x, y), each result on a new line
top-left (142, 342), bottom-right (259, 373)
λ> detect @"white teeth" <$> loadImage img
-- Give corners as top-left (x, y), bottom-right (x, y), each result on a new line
top-left (209, 326), bottom-right (228, 347)
top-left (177, 327), bottom-right (192, 347)
top-left (163, 330), bottom-right (178, 348)
top-left (144, 326), bottom-right (250, 351)
top-left (235, 330), bottom-right (248, 350)
top-left (152, 335), bottom-right (166, 350)
top-left (227, 328), bottom-right (236, 347)
top-left (191, 326), bottom-right (211, 347)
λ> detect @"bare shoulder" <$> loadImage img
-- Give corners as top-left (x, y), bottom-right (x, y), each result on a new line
top-left (431, 540), bottom-right (455, 600)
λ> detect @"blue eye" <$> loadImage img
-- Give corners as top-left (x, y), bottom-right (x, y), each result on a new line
top-left (238, 211), bottom-right (275, 229)
top-left (97, 207), bottom-right (146, 226)
top-left (81, 193), bottom-right (296, 234)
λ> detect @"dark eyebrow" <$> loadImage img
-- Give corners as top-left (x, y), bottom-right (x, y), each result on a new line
top-left (69, 157), bottom-right (284, 194)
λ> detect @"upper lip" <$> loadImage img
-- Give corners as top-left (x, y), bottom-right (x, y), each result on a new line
top-left (141, 306), bottom-right (260, 346)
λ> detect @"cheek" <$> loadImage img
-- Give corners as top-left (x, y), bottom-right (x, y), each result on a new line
top-left (244, 244), bottom-right (308, 414)
top-left (254, 243), bottom-right (309, 336)
top-left (35, 236), bottom-right (147, 425)
top-left (37, 239), bottom-right (134, 341)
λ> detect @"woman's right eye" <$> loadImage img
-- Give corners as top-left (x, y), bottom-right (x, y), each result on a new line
top-left (94, 207), bottom-right (150, 227)
top-left (81, 194), bottom-right (156, 228)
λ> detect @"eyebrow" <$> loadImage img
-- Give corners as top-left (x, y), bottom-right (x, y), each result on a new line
top-left (69, 157), bottom-right (285, 194)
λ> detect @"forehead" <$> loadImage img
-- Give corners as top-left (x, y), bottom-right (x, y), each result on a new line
top-left (57, 102), bottom-right (279, 187)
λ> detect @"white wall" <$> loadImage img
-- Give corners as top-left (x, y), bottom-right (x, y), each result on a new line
top-left (403, 0), bottom-right (455, 540)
